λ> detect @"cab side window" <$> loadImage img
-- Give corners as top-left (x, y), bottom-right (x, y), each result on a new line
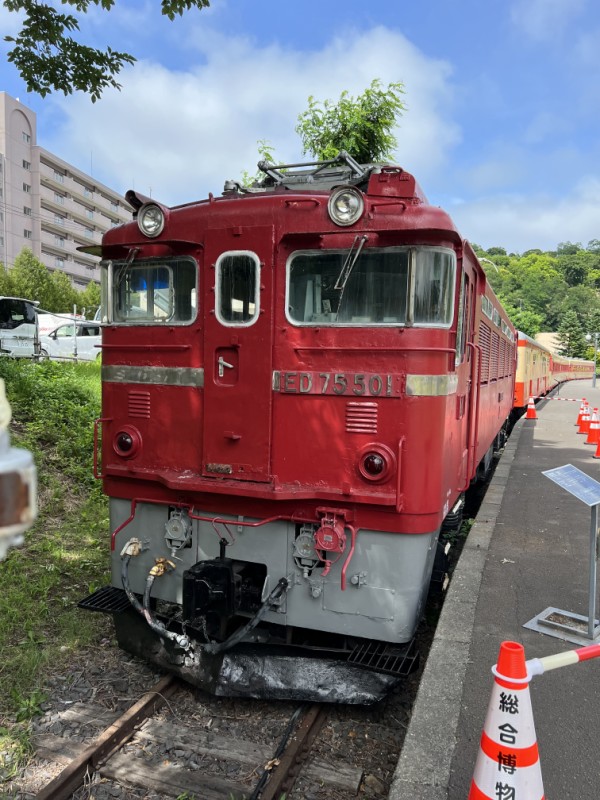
top-left (216, 252), bottom-right (259, 326)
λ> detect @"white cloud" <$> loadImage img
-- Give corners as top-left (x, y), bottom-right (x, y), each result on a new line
top-left (523, 111), bottom-right (571, 144)
top-left (510, 0), bottom-right (587, 41)
top-left (574, 26), bottom-right (600, 72)
top-left (42, 26), bottom-right (459, 205)
top-left (450, 176), bottom-right (600, 252)
top-left (462, 148), bottom-right (527, 193)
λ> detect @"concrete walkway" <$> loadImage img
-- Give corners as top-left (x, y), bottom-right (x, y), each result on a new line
top-left (389, 378), bottom-right (600, 799)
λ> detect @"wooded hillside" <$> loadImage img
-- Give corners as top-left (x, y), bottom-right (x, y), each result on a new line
top-left (474, 240), bottom-right (600, 357)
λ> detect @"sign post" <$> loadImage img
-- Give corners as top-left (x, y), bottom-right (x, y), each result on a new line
top-left (524, 464), bottom-right (600, 644)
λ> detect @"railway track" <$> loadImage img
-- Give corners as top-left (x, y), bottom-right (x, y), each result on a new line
top-left (20, 460), bottom-right (494, 800)
top-left (5, 429), bottom-right (501, 800)
top-left (36, 674), bottom-right (179, 800)
top-left (31, 671), bottom-right (375, 800)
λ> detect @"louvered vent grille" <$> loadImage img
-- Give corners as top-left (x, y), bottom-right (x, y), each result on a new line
top-left (479, 322), bottom-right (491, 384)
top-left (346, 402), bottom-right (378, 434)
top-left (499, 337), bottom-right (507, 377)
top-left (490, 332), bottom-right (500, 381)
top-left (128, 391), bottom-right (151, 418)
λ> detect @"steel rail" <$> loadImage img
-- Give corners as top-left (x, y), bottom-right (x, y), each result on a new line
top-left (35, 673), bottom-right (178, 800)
top-left (259, 703), bottom-right (329, 800)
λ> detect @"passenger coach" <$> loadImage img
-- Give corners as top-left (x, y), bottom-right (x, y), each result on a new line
top-left (514, 332), bottom-right (594, 409)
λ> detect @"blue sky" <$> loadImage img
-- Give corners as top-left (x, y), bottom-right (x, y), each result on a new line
top-left (1, 0), bottom-right (599, 253)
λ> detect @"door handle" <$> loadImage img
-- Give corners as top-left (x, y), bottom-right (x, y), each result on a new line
top-left (217, 356), bottom-right (235, 377)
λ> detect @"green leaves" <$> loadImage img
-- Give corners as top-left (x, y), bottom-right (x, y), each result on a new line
top-left (4, 0), bottom-right (134, 101)
top-left (0, 724), bottom-right (33, 780)
top-left (11, 687), bottom-right (47, 722)
top-left (4, 0), bottom-right (210, 100)
top-left (0, 358), bottom-right (102, 491)
top-left (557, 309), bottom-right (587, 358)
top-left (0, 358), bottom-right (109, 753)
top-left (296, 79), bottom-right (407, 164)
top-left (161, 0), bottom-right (210, 21)
top-left (240, 139), bottom-right (279, 186)
top-left (478, 242), bottom-right (600, 339)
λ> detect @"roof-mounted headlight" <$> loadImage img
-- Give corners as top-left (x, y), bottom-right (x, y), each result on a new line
top-left (138, 203), bottom-right (165, 238)
top-left (328, 186), bottom-right (364, 227)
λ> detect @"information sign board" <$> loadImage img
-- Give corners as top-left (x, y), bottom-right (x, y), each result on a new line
top-left (542, 464), bottom-right (600, 507)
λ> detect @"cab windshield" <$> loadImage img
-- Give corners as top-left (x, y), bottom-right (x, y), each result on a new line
top-left (287, 246), bottom-right (455, 326)
top-left (100, 257), bottom-right (197, 324)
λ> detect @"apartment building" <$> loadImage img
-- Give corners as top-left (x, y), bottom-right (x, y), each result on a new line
top-left (0, 92), bottom-right (132, 288)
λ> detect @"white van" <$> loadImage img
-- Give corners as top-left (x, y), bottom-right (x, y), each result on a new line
top-left (39, 321), bottom-right (102, 362)
top-left (0, 297), bottom-right (40, 358)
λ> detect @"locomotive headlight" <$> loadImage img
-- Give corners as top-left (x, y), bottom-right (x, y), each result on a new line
top-left (357, 444), bottom-right (395, 483)
top-left (113, 426), bottom-right (141, 458)
top-left (137, 203), bottom-right (165, 238)
top-left (328, 186), bottom-right (364, 226)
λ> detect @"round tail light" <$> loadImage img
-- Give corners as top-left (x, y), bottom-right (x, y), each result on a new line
top-left (113, 426), bottom-right (141, 458)
top-left (357, 444), bottom-right (395, 483)
top-left (363, 453), bottom-right (385, 476)
top-left (117, 432), bottom-right (133, 452)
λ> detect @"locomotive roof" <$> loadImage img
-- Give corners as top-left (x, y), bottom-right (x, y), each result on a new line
top-left (91, 153), bottom-right (470, 260)
top-left (221, 151), bottom-right (429, 201)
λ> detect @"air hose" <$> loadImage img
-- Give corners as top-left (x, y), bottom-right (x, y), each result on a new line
top-left (120, 539), bottom-right (190, 651)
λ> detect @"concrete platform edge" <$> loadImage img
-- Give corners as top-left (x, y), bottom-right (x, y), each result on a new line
top-left (387, 416), bottom-right (525, 800)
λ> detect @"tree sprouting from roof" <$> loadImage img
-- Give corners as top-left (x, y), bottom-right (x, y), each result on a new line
top-left (295, 79), bottom-right (406, 164)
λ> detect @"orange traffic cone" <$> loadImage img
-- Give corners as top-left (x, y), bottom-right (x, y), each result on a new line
top-left (525, 397), bottom-right (537, 420)
top-left (576, 399), bottom-right (587, 427)
top-left (469, 641), bottom-right (544, 800)
top-left (586, 409), bottom-right (600, 445)
top-left (578, 404), bottom-right (591, 434)
top-left (594, 436), bottom-right (600, 459)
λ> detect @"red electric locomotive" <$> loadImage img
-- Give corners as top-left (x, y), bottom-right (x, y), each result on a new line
top-left (80, 154), bottom-right (516, 702)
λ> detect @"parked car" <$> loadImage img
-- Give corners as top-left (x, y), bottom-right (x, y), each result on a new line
top-left (0, 297), bottom-right (40, 358)
top-left (37, 312), bottom-right (85, 336)
top-left (39, 322), bottom-right (102, 362)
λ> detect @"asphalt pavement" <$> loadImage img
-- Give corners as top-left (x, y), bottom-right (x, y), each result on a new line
top-left (388, 377), bottom-right (600, 800)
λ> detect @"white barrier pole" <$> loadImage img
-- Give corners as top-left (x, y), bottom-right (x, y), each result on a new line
top-left (527, 642), bottom-right (600, 677)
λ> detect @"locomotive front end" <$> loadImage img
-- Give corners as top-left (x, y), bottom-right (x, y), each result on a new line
top-left (80, 156), bottom-right (514, 702)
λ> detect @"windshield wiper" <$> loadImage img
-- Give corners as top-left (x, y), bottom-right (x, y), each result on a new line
top-left (334, 235), bottom-right (369, 291)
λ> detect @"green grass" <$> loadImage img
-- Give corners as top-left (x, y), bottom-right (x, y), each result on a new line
top-left (441, 516), bottom-right (474, 546)
top-left (0, 358), bottom-right (111, 781)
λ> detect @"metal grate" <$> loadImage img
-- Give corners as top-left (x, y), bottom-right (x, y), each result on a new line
top-left (479, 322), bottom-right (491, 384)
top-left (78, 586), bottom-right (132, 615)
top-left (345, 401), bottom-right (378, 434)
top-left (347, 639), bottom-right (419, 677)
top-left (490, 331), bottom-right (500, 381)
top-left (128, 391), bottom-right (151, 418)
